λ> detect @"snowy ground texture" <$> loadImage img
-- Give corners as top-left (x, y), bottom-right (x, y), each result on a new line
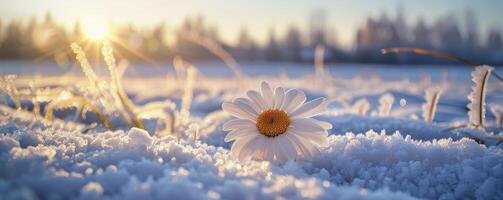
top-left (1, 63), bottom-right (503, 200)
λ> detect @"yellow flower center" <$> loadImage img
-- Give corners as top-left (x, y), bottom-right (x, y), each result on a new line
top-left (256, 109), bottom-right (290, 137)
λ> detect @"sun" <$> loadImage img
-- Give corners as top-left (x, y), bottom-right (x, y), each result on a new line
top-left (82, 19), bottom-right (110, 41)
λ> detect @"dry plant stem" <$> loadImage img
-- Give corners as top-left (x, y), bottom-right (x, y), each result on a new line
top-left (442, 124), bottom-right (466, 133)
top-left (70, 43), bottom-right (100, 87)
top-left (28, 82), bottom-right (41, 118)
top-left (193, 128), bottom-right (198, 141)
top-left (172, 56), bottom-right (186, 83)
top-left (315, 45), bottom-right (326, 77)
top-left (457, 131), bottom-right (485, 144)
top-left (1, 75), bottom-right (21, 109)
top-left (180, 66), bottom-right (196, 124)
top-left (477, 70), bottom-right (489, 127)
top-left (181, 32), bottom-right (243, 79)
top-left (381, 47), bottom-right (503, 82)
top-left (378, 93), bottom-right (394, 116)
top-left (32, 98), bottom-right (40, 117)
top-left (102, 40), bottom-right (145, 129)
top-left (166, 111), bottom-right (175, 135)
top-left (427, 93), bottom-right (438, 121)
top-left (353, 99), bottom-right (370, 116)
top-left (314, 45), bottom-right (335, 97)
top-left (70, 43), bottom-right (116, 113)
top-left (45, 96), bottom-right (113, 129)
top-left (81, 123), bottom-right (98, 133)
top-left (467, 66), bottom-right (492, 128)
top-left (74, 105), bottom-right (84, 121)
top-left (422, 88), bottom-right (442, 123)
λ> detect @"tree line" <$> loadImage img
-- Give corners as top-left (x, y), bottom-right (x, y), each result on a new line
top-left (0, 10), bottom-right (502, 65)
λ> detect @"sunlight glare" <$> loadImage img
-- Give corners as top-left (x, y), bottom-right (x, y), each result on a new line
top-left (82, 19), bottom-right (110, 41)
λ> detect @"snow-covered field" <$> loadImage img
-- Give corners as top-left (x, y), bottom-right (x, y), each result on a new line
top-left (1, 62), bottom-right (503, 200)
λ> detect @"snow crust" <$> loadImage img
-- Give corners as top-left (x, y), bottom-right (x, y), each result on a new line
top-left (1, 67), bottom-right (503, 199)
top-left (1, 115), bottom-right (502, 199)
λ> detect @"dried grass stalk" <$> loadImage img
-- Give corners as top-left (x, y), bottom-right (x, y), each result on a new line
top-left (352, 98), bottom-right (370, 116)
top-left (378, 93), bottom-right (394, 116)
top-left (180, 66), bottom-right (196, 124)
top-left (422, 87), bottom-right (443, 123)
top-left (46, 96), bottom-right (112, 129)
top-left (0, 75), bottom-right (21, 109)
top-left (181, 32), bottom-right (242, 78)
top-left (102, 40), bottom-right (145, 129)
top-left (489, 104), bottom-right (503, 127)
top-left (467, 65), bottom-right (493, 128)
top-left (315, 45), bottom-right (325, 77)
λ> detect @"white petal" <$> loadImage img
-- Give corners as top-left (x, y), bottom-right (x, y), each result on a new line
top-left (266, 139), bottom-right (275, 161)
top-left (231, 134), bottom-right (257, 159)
top-left (224, 127), bottom-right (256, 142)
top-left (222, 119), bottom-right (255, 131)
top-left (234, 98), bottom-right (261, 115)
top-left (238, 136), bottom-right (262, 161)
top-left (289, 129), bottom-right (328, 147)
top-left (222, 102), bottom-right (256, 121)
top-left (246, 90), bottom-right (267, 111)
top-left (254, 140), bottom-right (268, 160)
top-left (274, 87), bottom-right (285, 109)
top-left (278, 135), bottom-right (297, 160)
top-left (294, 134), bottom-right (321, 156)
top-left (233, 98), bottom-right (259, 117)
top-left (286, 134), bottom-right (312, 159)
top-left (298, 118), bottom-right (332, 130)
top-left (273, 139), bottom-right (288, 163)
top-left (282, 89), bottom-right (306, 113)
top-left (314, 119), bottom-right (333, 130)
top-left (260, 81), bottom-right (274, 108)
top-left (290, 98), bottom-right (327, 119)
top-left (290, 118), bottom-right (326, 132)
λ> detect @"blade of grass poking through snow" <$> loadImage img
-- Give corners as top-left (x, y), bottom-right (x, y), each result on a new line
top-left (180, 66), bottom-right (196, 124)
top-left (172, 56), bottom-right (186, 83)
top-left (102, 40), bottom-right (145, 130)
top-left (186, 123), bottom-right (199, 141)
top-left (381, 47), bottom-right (503, 82)
top-left (70, 42), bottom-right (116, 110)
top-left (29, 82), bottom-right (41, 118)
top-left (117, 59), bottom-right (130, 78)
top-left (135, 101), bottom-right (177, 136)
top-left (314, 45), bottom-right (336, 98)
top-left (489, 104), bottom-right (503, 127)
top-left (181, 32), bottom-right (243, 79)
top-left (135, 101), bottom-right (176, 119)
top-left (315, 45), bottom-right (325, 77)
top-left (45, 96), bottom-right (112, 129)
top-left (352, 98), bottom-right (370, 116)
top-left (422, 87), bottom-right (443, 123)
top-left (0, 75), bottom-right (21, 109)
top-left (166, 110), bottom-right (175, 135)
top-left (467, 65), bottom-right (493, 128)
top-left (378, 93), bottom-right (394, 116)
top-left (70, 43), bottom-right (100, 88)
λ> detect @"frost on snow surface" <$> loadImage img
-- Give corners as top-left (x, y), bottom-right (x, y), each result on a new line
top-left (1, 112), bottom-right (502, 200)
top-left (1, 69), bottom-right (503, 200)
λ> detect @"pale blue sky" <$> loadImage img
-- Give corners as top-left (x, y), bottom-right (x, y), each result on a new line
top-left (1, 0), bottom-right (502, 48)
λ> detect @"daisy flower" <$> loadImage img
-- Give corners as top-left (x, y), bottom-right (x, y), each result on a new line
top-left (222, 81), bottom-right (331, 163)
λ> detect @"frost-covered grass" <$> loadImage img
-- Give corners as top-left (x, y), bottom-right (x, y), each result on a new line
top-left (0, 63), bottom-right (503, 199)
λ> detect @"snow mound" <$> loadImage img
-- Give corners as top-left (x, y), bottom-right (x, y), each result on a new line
top-left (1, 121), bottom-right (502, 199)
